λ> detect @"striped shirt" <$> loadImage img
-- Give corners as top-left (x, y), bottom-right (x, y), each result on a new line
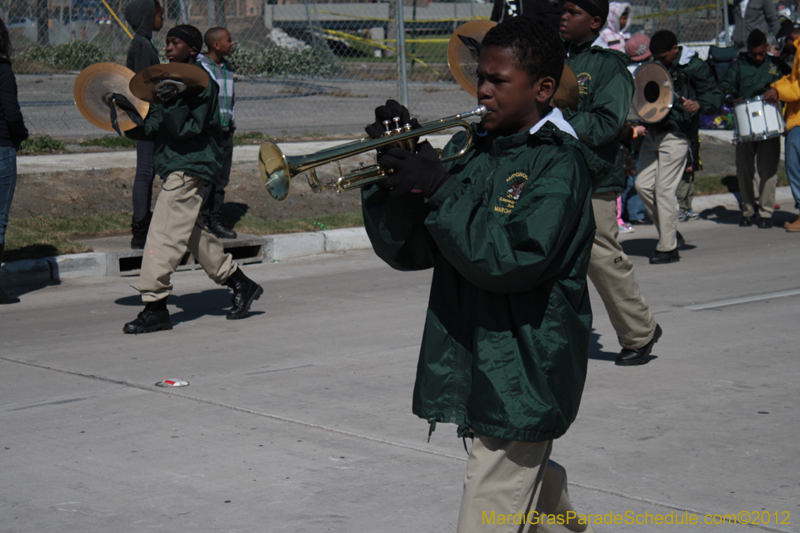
top-left (197, 53), bottom-right (235, 131)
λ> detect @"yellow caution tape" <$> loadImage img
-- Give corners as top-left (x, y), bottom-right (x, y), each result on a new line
top-left (316, 27), bottom-right (441, 76)
top-left (636, 3), bottom-right (716, 20)
top-left (314, 10), bottom-right (488, 24)
top-left (101, 0), bottom-right (133, 39)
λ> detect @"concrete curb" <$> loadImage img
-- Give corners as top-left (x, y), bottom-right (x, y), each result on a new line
top-left (1, 227), bottom-right (372, 287)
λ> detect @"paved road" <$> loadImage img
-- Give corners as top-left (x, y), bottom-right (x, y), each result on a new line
top-left (1, 216), bottom-right (799, 532)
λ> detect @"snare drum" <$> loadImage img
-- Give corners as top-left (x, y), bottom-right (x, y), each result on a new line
top-left (732, 96), bottom-right (785, 144)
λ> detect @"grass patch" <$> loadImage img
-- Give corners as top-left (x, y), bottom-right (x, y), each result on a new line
top-left (233, 131), bottom-right (271, 146)
top-left (19, 135), bottom-right (67, 155)
top-left (4, 211), bottom-right (365, 262)
top-left (693, 171), bottom-right (789, 196)
top-left (231, 212), bottom-right (364, 235)
top-left (80, 136), bottom-right (137, 149)
top-left (4, 213), bottom-right (132, 262)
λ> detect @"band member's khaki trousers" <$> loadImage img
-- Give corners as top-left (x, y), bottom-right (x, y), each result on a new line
top-left (736, 137), bottom-right (780, 218)
top-left (588, 191), bottom-right (656, 350)
top-left (457, 435), bottom-right (595, 533)
top-left (636, 131), bottom-right (690, 252)
top-left (139, 172), bottom-right (236, 303)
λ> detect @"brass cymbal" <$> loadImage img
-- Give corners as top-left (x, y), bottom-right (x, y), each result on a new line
top-left (447, 20), bottom-right (579, 111)
top-left (447, 20), bottom-right (497, 98)
top-left (129, 63), bottom-right (209, 103)
top-left (73, 62), bottom-right (150, 132)
top-left (552, 64), bottom-right (579, 111)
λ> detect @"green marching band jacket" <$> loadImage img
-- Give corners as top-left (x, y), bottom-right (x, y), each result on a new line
top-left (720, 54), bottom-right (791, 100)
top-left (362, 117), bottom-right (612, 442)
top-left (563, 39), bottom-right (634, 194)
top-left (125, 66), bottom-right (223, 184)
top-left (660, 48), bottom-right (723, 136)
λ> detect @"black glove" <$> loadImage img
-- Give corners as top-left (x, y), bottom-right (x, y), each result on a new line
top-left (377, 141), bottom-right (451, 198)
top-left (106, 93), bottom-right (144, 135)
top-left (365, 99), bottom-right (421, 140)
top-left (154, 79), bottom-right (187, 103)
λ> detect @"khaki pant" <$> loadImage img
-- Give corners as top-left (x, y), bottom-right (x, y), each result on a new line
top-left (736, 137), bottom-right (780, 218)
top-left (588, 192), bottom-right (656, 350)
top-left (636, 131), bottom-right (690, 252)
top-left (139, 172), bottom-right (236, 303)
top-left (457, 435), bottom-right (595, 533)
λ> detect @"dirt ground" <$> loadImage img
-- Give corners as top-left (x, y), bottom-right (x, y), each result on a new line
top-left (10, 134), bottom-right (744, 225)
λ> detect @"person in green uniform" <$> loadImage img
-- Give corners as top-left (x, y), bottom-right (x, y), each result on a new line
top-left (362, 16), bottom-right (606, 533)
top-left (561, 0), bottom-right (661, 365)
top-left (636, 30), bottom-right (722, 264)
top-left (121, 25), bottom-right (262, 334)
top-left (721, 29), bottom-right (791, 227)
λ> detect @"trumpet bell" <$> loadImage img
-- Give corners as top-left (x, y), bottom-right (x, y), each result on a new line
top-left (628, 62), bottom-right (674, 124)
top-left (73, 62), bottom-right (149, 132)
top-left (259, 141), bottom-right (292, 202)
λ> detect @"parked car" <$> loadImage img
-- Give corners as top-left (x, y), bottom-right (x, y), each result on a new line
top-left (94, 16), bottom-right (111, 24)
top-left (7, 17), bottom-right (36, 28)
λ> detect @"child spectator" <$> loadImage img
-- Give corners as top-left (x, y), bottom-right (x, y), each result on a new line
top-left (122, 25), bottom-right (262, 334)
top-left (621, 33), bottom-right (651, 226)
top-left (600, 1), bottom-right (632, 50)
top-left (197, 27), bottom-right (237, 240)
top-left (124, 0), bottom-right (163, 249)
top-left (721, 29), bottom-right (791, 228)
top-left (362, 16), bottom-right (604, 531)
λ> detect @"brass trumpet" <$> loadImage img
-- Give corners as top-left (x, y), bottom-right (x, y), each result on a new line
top-left (258, 106), bottom-right (487, 201)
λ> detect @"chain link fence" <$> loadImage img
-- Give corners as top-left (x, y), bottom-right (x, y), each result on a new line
top-left (1, 0), bottom-right (782, 139)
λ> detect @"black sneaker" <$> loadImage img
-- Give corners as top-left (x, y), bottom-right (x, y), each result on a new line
top-left (649, 248), bottom-right (680, 264)
top-left (676, 231), bottom-right (685, 248)
top-left (739, 216), bottom-right (754, 227)
top-left (616, 325), bottom-right (662, 366)
top-left (757, 218), bottom-right (773, 229)
top-left (123, 300), bottom-right (173, 334)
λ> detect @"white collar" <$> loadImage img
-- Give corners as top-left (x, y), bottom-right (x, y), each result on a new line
top-left (529, 107), bottom-right (578, 139)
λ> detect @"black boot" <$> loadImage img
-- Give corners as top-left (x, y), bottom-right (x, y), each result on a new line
top-left (123, 299), bottom-right (172, 334)
top-left (225, 268), bottom-right (263, 320)
top-left (131, 212), bottom-right (152, 250)
top-left (0, 243), bottom-right (20, 305)
top-left (208, 221), bottom-right (237, 240)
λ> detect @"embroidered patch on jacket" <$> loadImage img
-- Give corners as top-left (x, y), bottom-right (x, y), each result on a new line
top-left (614, 256), bottom-right (623, 264)
top-left (494, 172), bottom-right (529, 214)
top-left (577, 73), bottom-right (591, 96)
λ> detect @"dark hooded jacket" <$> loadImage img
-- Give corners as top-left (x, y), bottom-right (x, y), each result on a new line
top-left (124, 0), bottom-right (160, 73)
top-left (362, 112), bottom-right (611, 442)
top-left (0, 57), bottom-right (29, 150)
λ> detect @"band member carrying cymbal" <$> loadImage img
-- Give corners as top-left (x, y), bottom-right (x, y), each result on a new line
top-left (121, 25), bottom-right (262, 334)
top-left (561, 0), bottom-right (661, 365)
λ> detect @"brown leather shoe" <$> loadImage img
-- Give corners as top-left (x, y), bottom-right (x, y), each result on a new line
top-left (785, 216), bottom-right (800, 232)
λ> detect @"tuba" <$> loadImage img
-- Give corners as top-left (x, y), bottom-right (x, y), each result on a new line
top-left (627, 62), bottom-right (675, 124)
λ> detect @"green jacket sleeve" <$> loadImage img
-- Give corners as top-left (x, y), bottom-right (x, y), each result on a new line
top-left (563, 54), bottom-right (633, 149)
top-left (124, 102), bottom-right (162, 142)
top-left (423, 148), bottom-right (594, 295)
top-left (719, 61), bottom-right (740, 97)
top-left (361, 185), bottom-right (437, 271)
top-left (688, 58), bottom-right (724, 114)
top-left (161, 81), bottom-right (219, 141)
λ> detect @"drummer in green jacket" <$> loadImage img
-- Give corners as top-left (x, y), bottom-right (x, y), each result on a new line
top-left (721, 29), bottom-right (791, 228)
top-left (635, 30), bottom-right (722, 263)
top-left (362, 16), bottom-right (608, 533)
